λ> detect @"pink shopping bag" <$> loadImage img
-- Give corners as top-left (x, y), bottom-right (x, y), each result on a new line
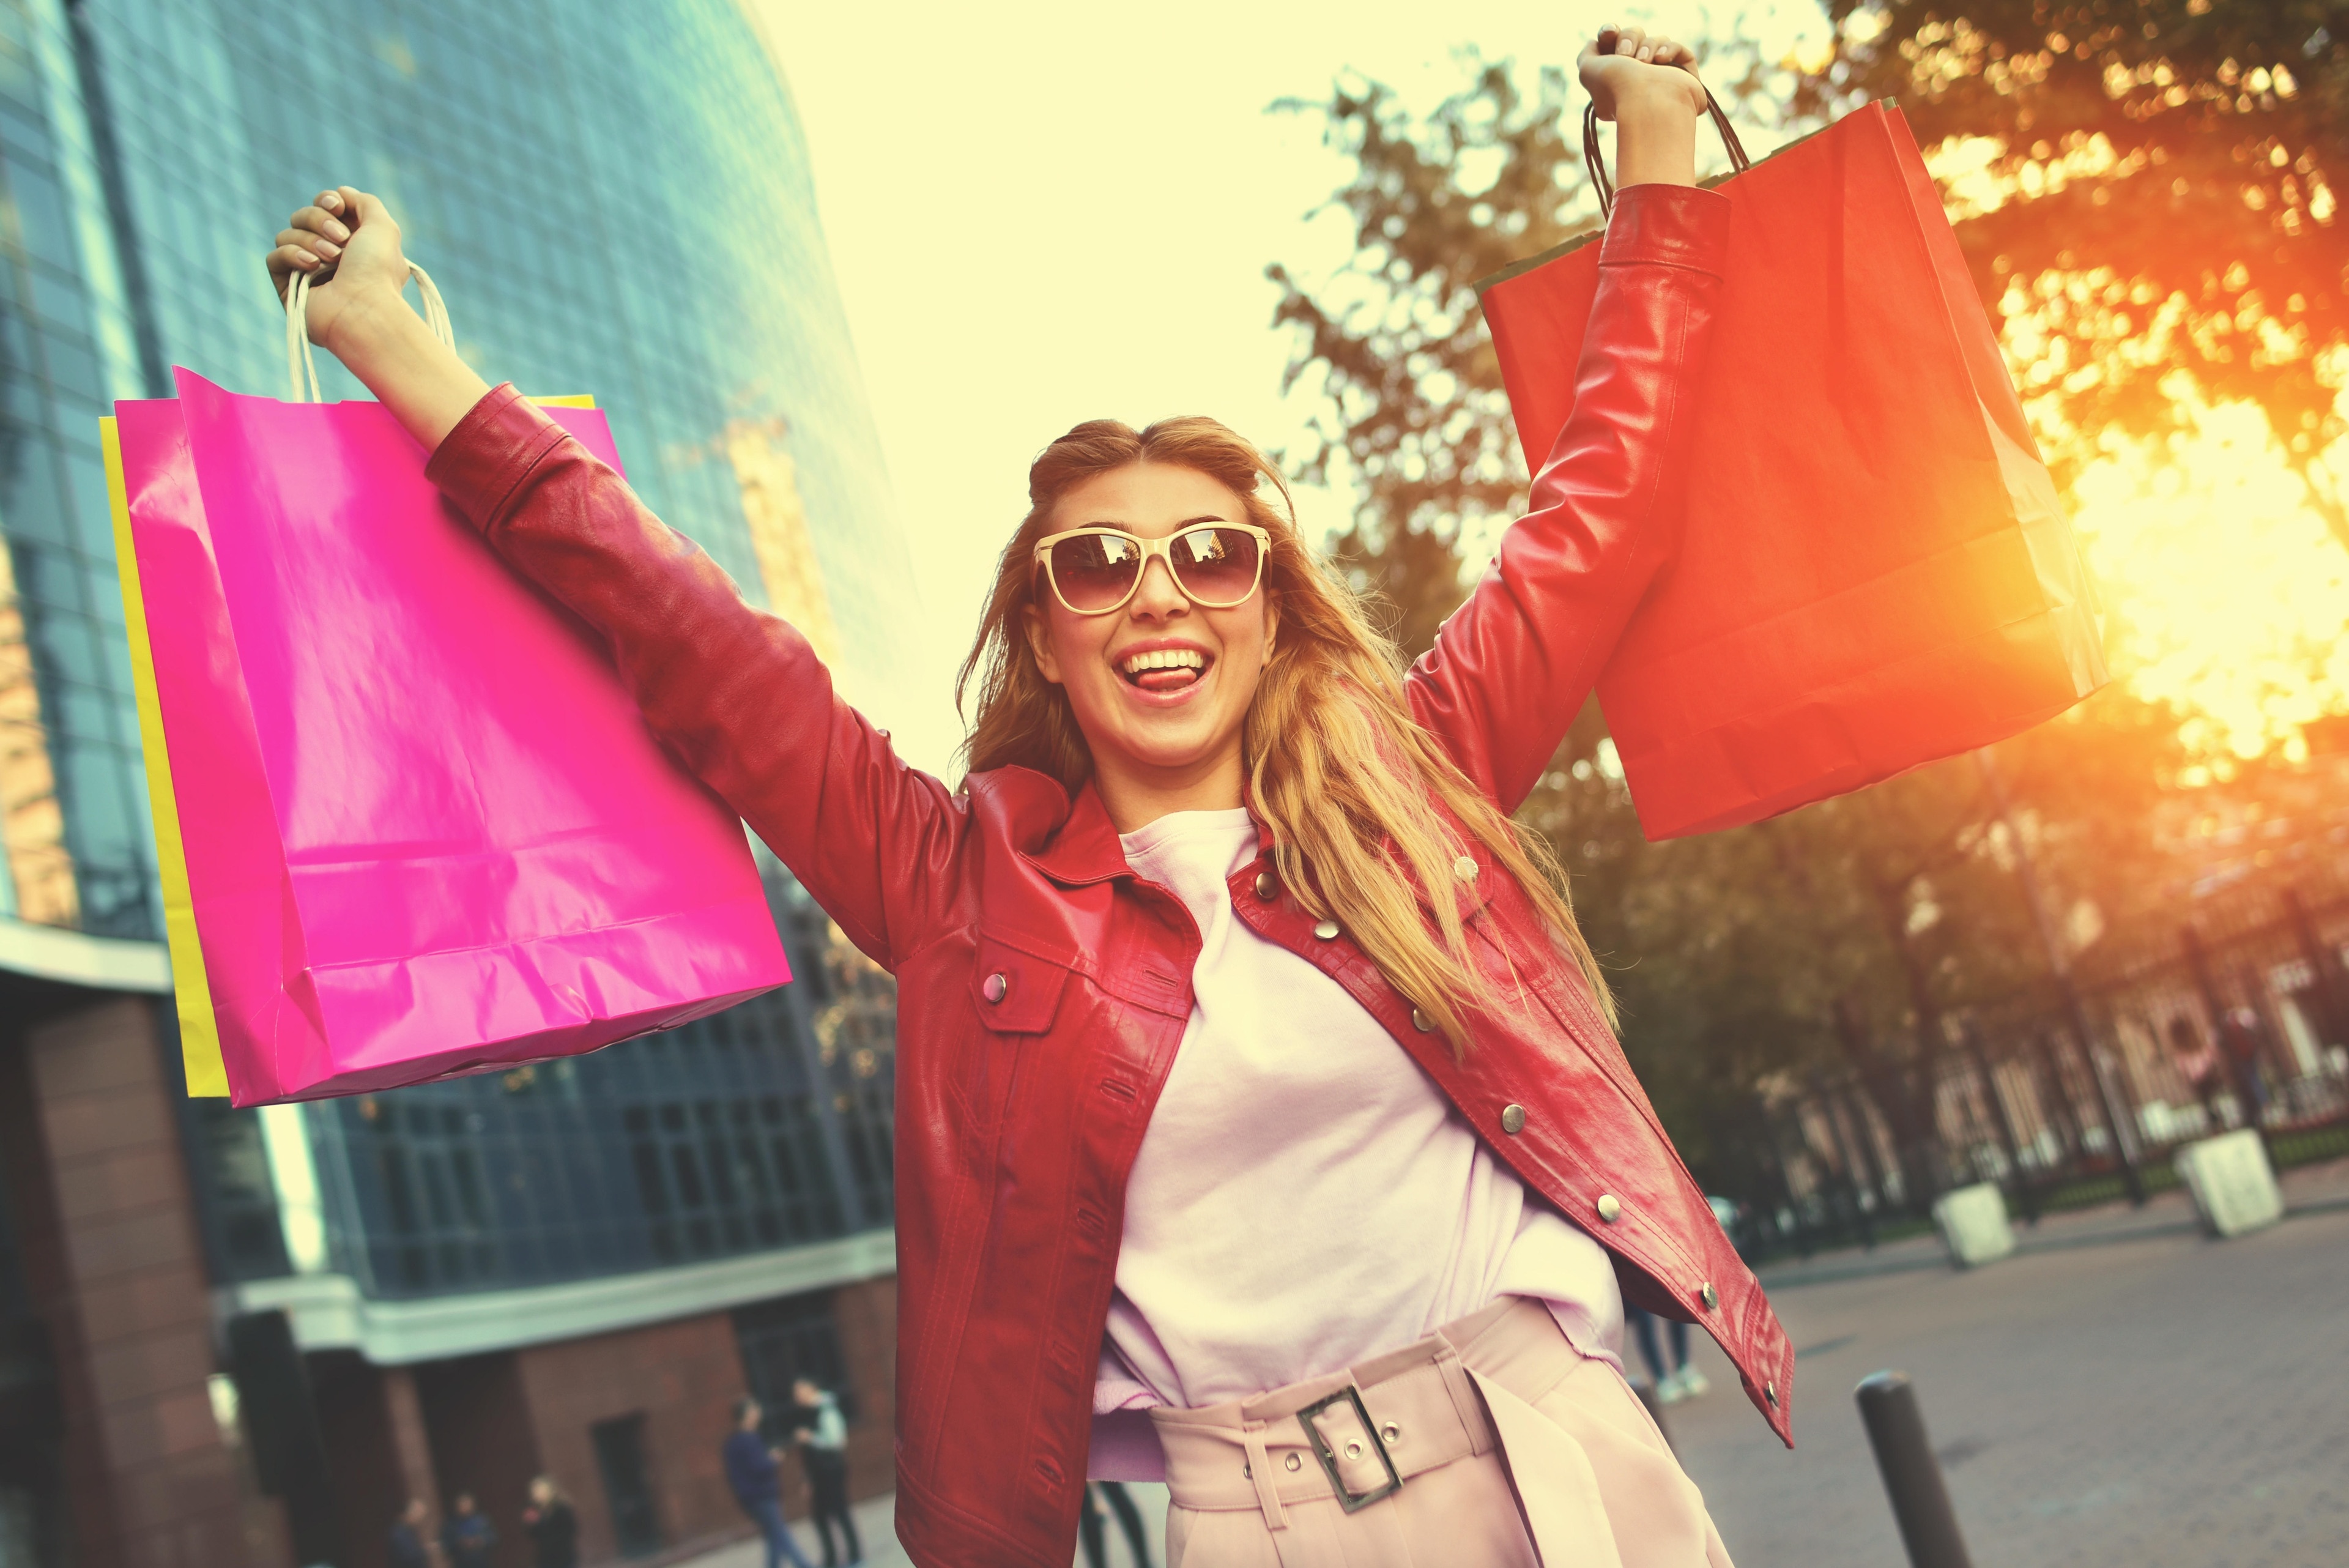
top-left (112, 370), bottom-right (789, 1105)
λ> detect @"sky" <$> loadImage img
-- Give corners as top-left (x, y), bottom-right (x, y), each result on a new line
top-left (753, 1), bottom-right (2349, 776)
top-left (753, 1), bottom-right (1831, 775)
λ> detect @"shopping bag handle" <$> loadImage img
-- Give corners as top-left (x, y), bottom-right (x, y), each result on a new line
top-left (283, 259), bottom-right (453, 403)
top-left (1583, 86), bottom-right (1751, 221)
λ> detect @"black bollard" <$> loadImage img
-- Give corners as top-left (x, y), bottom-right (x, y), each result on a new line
top-left (1855, 1372), bottom-right (1972, 1568)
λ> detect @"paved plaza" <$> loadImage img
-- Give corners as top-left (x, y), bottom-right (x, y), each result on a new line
top-left (685, 1160), bottom-right (2348, 1568)
top-left (1674, 1159), bottom-right (2349, 1568)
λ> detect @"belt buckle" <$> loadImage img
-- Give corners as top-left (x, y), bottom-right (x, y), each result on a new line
top-left (1295, 1384), bottom-right (1402, 1514)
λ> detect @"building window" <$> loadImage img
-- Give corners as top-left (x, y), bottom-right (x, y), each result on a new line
top-left (270, 908), bottom-right (886, 1300)
top-left (623, 1091), bottom-right (839, 1265)
top-left (590, 1412), bottom-right (662, 1559)
top-left (182, 1096), bottom-right (291, 1283)
top-left (365, 1100), bottom-right (499, 1290)
top-left (733, 1290), bottom-right (853, 1430)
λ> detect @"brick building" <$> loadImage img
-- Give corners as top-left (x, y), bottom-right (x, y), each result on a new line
top-left (0, 1), bottom-right (921, 1564)
top-left (4, 898), bottom-right (905, 1568)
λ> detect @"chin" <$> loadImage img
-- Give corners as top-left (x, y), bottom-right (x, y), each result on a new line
top-left (1110, 715), bottom-right (1233, 773)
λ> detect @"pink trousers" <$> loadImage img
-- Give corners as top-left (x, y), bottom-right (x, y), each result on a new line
top-left (1148, 1298), bottom-right (1736, 1567)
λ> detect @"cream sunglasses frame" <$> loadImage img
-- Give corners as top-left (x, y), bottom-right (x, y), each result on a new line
top-left (1031, 522), bottom-right (1272, 617)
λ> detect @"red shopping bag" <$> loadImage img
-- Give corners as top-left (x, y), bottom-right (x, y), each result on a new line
top-left (109, 269), bottom-right (789, 1104)
top-left (1477, 100), bottom-right (2107, 839)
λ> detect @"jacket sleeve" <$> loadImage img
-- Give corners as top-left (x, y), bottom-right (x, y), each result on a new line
top-left (1407, 182), bottom-right (1730, 813)
top-left (424, 387), bottom-right (963, 970)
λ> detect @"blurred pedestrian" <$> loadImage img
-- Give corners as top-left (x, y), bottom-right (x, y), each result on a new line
top-left (1627, 1303), bottom-right (1709, 1405)
top-left (1078, 1481), bottom-right (1154, 1568)
top-left (790, 1379), bottom-right (861, 1567)
top-left (440, 1493), bottom-right (496, 1568)
top-left (724, 1396), bottom-right (814, 1568)
top-left (387, 1498), bottom-right (432, 1568)
top-left (2169, 1016), bottom-right (2226, 1130)
top-left (2221, 1006), bottom-right (2273, 1117)
top-left (521, 1476), bottom-right (578, 1568)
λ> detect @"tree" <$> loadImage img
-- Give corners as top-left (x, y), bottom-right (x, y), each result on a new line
top-left (1268, 61), bottom-right (1600, 656)
top-left (1265, 44), bottom-right (2211, 1189)
top-left (1791, 1), bottom-right (2349, 538)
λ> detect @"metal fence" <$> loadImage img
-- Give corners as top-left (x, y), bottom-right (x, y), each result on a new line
top-left (1729, 873), bottom-right (2349, 1259)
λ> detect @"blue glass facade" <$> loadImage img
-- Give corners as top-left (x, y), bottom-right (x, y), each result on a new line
top-left (0, 0), bottom-right (153, 937)
top-left (2, 0), bottom-right (911, 1294)
top-left (295, 882), bottom-right (896, 1298)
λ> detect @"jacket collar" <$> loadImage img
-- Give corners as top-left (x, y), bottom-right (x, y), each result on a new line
top-left (1020, 775), bottom-right (1132, 887)
top-left (1014, 767), bottom-right (1492, 916)
top-left (1019, 772), bottom-right (1277, 888)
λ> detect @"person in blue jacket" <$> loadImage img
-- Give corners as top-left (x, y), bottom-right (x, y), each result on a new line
top-left (439, 1493), bottom-right (496, 1568)
top-left (724, 1396), bottom-right (814, 1568)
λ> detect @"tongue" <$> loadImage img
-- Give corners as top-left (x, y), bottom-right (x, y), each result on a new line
top-left (1134, 667), bottom-right (1201, 693)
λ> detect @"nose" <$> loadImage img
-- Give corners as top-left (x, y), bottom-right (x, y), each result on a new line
top-left (1128, 552), bottom-right (1189, 619)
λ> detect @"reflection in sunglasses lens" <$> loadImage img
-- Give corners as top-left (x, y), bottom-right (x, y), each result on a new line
top-left (1050, 533), bottom-right (1146, 611)
top-left (1171, 527), bottom-right (1261, 606)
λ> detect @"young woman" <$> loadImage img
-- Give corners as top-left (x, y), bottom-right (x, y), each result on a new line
top-left (269, 24), bottom-right (1789, 1567)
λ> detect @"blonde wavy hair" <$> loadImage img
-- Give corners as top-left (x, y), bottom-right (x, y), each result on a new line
top-left (956, 417), bottom-right (1612, 1052)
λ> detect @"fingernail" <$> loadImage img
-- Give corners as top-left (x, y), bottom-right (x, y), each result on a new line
top-left (314, 239), bottom-right (341, 258)
top-left (326, 220), bottom-right (350, 242)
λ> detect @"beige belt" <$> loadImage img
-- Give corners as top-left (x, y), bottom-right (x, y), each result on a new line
top-left (1148, 1297), bottom-right (1627, 1565)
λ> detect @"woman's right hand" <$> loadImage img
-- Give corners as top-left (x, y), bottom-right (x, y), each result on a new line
top-left (267, 186), bottom-right (410, 357)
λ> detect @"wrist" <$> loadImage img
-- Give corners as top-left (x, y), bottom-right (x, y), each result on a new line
top-left (1613, 80), bottom-right (1703, 125)
top-left (319, 283), bottom-right (425, 362)
top-left (1611, 91), bottom-right (1701, 191)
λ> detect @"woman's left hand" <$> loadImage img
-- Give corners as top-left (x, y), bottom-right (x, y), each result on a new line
top-left (1578, 24), bottom-right (1709, 121)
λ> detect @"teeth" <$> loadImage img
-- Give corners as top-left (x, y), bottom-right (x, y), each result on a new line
top-left (1121, 648), bottom-right (1206, 675)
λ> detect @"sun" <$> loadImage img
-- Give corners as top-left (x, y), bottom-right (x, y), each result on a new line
top-left (2065, 391), bottom-right (2349, 760)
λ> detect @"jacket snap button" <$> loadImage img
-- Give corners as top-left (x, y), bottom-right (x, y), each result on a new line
top-left (1499, 1104), bottom-right (1527, 1135)
top-left (1411, 1008), bottom-right (1433, 1033)
top-left (1283, 1452), bottom-right (1302, 1472)
top-left (1255, 871), bottom-right (1277, 900)
top-left (1701, 1282), bottom-right (1719, 1310)
top-left (1314, 919), bottom-right (1341, 940)
top-left (1345, 1440), bottom-right (1362, 1460)
top-left (1595, 1193), bottom-right (1621, 1223)
top-left (1453, 854), bottom-right (1479, 880)
top-left (981, 972), bottom-right (1009, 1003)
top-left (1381, 1422), bottom-right (1401, 1446)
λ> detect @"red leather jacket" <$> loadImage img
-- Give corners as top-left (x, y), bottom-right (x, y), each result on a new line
top-left (426, 182), bottom-right (1789, 1568)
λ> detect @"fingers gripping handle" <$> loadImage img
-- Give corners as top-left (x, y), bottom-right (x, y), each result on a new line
top-left (1583, 89), bottom-right (1751, 219)
top-left (283, 260), bottom-right (453, 403)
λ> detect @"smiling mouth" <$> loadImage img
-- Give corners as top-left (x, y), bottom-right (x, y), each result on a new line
top-left (1119, 647), bottom-right (1211, 693)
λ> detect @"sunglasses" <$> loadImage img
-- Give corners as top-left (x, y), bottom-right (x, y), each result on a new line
top-left (1031, 523), bottom-right (1271, 616)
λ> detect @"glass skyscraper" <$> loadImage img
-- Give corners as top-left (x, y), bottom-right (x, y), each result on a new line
top-left (0, 2), bottom-right (917, 1561)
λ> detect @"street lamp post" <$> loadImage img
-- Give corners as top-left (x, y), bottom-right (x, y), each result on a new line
top-left (1961, 1022), bottom-right (2036, 1222)
top-left (1973, 748), bottom-right (2146, 1206)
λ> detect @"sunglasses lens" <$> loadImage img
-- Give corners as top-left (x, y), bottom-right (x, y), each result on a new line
top-left (1170, 527), bottom-right (1263, 606)
top-left (1048, 532), bottom-right (1146, 611)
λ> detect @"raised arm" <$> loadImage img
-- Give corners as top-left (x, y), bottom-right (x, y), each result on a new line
top-left (269, 189), bottom-right (965, 967)
top-left (1406, 34), bottom-right (1729, 812)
